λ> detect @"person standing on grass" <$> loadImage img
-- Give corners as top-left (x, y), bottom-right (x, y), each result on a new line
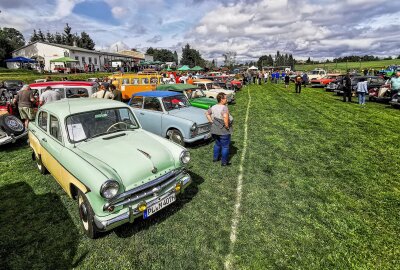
top-left (294, 73), bottom-right (302, 93)
top-left (390, 71), bottom-right (400, 97)
top-left (356, 78), bottom-right (368, 106)
top-left (342, 72), bottom-right (352, 102)
top-left (13, 85), bottom-right (35, 129)
top-left (284, 73), bottom-right (290, 88)
top-left (205, 92), bottom-right (233, 167)
top-left (264, 71), bottom-right (268, 83)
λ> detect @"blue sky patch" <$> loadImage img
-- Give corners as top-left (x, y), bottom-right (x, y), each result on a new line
top-left (73, 1), bottom-right (119, 26)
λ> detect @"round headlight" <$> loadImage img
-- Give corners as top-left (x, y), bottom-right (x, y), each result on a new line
top-left (100, 180), bottom-right (120, 199)
top-left (190, 123), bottom-right (197, 131)
top-left (180, 150), bottom-right (191, 164)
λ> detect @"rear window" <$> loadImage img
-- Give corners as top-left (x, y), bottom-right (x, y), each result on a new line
top-left (66, 88), bottom-right (88, 98)
top-left (130, 96), bottom-right (143, 108)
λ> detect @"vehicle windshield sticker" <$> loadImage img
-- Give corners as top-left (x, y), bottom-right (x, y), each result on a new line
top-left (67, 123), bottom-right (86, 141)
top-left (95, 113), bottom-right (108, 119)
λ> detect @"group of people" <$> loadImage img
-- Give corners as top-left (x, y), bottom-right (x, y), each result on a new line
top-left (342, 71), bottom-right (400, 106)
top-left (13, 84), bottom-right (61, 129)
top-left (91, 78), bottom-right (122, 101)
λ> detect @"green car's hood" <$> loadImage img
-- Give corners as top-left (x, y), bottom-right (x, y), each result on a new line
top-left (74, 130), bottom-right (176, 190)
top-left (189, 97), bottom-right (217, 109)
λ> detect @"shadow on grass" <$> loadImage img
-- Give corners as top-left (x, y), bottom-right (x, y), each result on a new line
top-left (0, 137), bottom-right (29, 152)
top-left (113, 171), bottom-right (204, 238)
top-left (0, 182), bottom-right (82, 269)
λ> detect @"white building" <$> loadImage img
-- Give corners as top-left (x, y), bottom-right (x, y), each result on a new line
top-left (11, 41), bottom-right (141, 72)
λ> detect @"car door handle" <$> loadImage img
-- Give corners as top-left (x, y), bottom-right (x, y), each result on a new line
top-left (31, 129), bottom-right (36, 133)
top-left (41, 138), bottom-right (47, 142)
top-left (140, 112), bottom-right (144, 115)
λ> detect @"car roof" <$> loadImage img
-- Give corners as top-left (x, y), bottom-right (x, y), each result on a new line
top-left (133, 91), bottom-right (180, 98)
top-left (156, 84), bottom-right (197, 91)
top-left (30, 81), bottom-right (95, 88)
top-left (40, 98), bottom-right (128, 118)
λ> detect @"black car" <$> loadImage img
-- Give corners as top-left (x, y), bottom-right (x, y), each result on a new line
top-left (0, 80), bottom-right (24, 103)
top-left (333, 76), bottom-right (385, 95)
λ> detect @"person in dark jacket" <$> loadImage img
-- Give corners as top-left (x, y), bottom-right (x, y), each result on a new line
top-left (110, 84), bottom-right (122, 101)
top-left (342, 72), bottom-right (352, 102)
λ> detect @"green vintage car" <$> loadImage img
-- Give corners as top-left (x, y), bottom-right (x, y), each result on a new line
top-left (29, 98), bottom-right (192, 238)
top-left (156, 84), bottom-right (217, 109)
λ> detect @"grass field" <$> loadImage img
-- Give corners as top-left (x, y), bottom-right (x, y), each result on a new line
top-left (296, 59), bottom-right (400, 72)
top-left (1, 82), bottom-right (399, 269)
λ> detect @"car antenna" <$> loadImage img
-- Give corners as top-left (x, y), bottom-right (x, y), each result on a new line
top-left (67, 98), bottom-right (76, 148)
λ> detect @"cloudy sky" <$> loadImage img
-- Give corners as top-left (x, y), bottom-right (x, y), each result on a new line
top-left (1, 0), bottom-right (399, 62)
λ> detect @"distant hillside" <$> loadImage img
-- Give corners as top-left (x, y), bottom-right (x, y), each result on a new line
top-left (295, 59), bottom-right (400, 72)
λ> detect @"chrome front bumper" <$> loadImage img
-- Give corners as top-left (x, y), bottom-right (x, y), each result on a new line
top-left (93, 172), bottom-right (192, 232)
top-left (0, 130), bottom-right (28, 146)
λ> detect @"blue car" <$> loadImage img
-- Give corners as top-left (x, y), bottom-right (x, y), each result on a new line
top-left (128, 91), bottom-right (211, 146)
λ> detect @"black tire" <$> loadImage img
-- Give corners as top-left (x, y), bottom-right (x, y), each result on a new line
top-left (33, 153), bottom-right (48, 175)
top-left (369, 96), bottom-right (375, 102)
top-left (167, 129), bottom-right (185, 146)
top-left (0, 114), bottom-right (24, 136)
top-left (78, 190), bottom-right (98, 239)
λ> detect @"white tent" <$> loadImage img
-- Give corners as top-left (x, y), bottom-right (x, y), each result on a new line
top-left (248, 66), bottom-right (258, 70)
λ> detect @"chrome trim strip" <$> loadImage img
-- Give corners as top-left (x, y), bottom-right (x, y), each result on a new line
top-left (107, 168), bottom-right (184, 204)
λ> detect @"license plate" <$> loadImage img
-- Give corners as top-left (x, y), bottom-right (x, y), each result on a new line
top-left (143, 193), bottom-right (176, 219)
top-left (204, 132), bottom-right (211, 139)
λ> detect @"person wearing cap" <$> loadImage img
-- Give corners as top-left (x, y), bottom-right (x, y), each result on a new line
top-left (39, 86), bottom-right (61, 106)
top-left (14, 85), bottom-right (35, 128)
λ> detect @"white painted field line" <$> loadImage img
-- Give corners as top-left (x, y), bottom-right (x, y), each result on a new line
top-left (224, 85), bottom-right (251, 270)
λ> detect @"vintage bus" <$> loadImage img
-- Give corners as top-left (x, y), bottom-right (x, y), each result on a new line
top-left (109, 70), bottom-right (163, 100)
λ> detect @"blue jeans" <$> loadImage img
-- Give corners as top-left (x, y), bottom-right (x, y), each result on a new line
top-left (212, 134), bottom-right (231, 164)
top-left (358, 92), bottom-right (366, 105)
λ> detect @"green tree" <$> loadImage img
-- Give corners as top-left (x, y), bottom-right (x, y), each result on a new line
top-left (146, 47), bottom-right (155, 55)
top-left (30, 29), bottom-right (39, 43)
top-left (37, 29), bottom-right (45, 42)
top-left (173, 51), bottom-right (178, 64)
top-left (180, 43), bottom-right (205, 67)
top-left (54, 32), bottom-right (63, 44)
top-left (79, 32), bottom-right (95, 50)
top-left (0, 27), bottom-right (25, 66)
top-left (63, 23), bottom-right (73, 46)
top-left (46, 31), bottom-right (54, 43)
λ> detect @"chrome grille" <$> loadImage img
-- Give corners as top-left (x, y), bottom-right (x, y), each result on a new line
top-left (198, 123), bottom-right (211, 134)
top-left (104, 168), bottom-right (184, 210)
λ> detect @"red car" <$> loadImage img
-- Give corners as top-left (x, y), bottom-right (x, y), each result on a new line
top-left (310, 74), bottom-right (340, 88)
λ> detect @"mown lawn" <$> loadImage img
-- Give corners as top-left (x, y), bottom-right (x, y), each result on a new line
top-left (1, 82), bottom-right (399, 269)
top-left (298, 59), bottom-right (399, 72)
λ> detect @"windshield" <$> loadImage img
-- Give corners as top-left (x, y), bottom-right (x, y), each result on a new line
top-left (162, 95), bottom-right (190, 111)
top-left (311, 71), bottom-right (320, 75)
top-left (185, 89), bottom-right (205, 99)
top-left (66, 107), bottom-right (139, 143)
top-left (5, 81), bottom-right (23, 88)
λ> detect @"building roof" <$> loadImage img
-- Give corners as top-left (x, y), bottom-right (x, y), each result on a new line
top-left (13, 41), bottom-right (137, 59)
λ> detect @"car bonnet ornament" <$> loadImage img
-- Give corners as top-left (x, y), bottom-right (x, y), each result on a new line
top-left (137, 149), bottom-right (158, 173)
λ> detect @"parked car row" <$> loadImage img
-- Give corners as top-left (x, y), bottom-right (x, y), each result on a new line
top-left (325, 75), bottom-right (399, 107)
